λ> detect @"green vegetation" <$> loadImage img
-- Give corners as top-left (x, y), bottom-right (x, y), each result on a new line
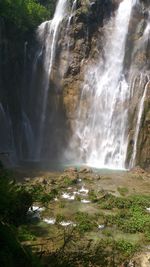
top-left (0, 0), bottom-right (56, 33)
top-left (115, 239), bottom-right (139, 257)
top-left (0, 222), bottom-right (41, 267)
top-left (28, 184), bottom-right (58, 204)
top-left (89, 189), bottom-right (99, 202)
top-left (0, 167), bottom-right (32, 225)
top-left (75, 212), bottom-right (96, 233)
top-left (63, 175), bottom-right (77, 186)
top-left (0, 165), bottom-right (149, 266)
top-left (99, 194), bottom-right (150, 238)
top-left (117, 186), bottom-right (129, 196)
top-left (21, 177), bottom-right (150, 265)
top-left (42, 235), bottom-right (139, 267)
top-left (18, 225), bottom-right (36, 241)
top-left (0, 164), bottom-right (40, 267)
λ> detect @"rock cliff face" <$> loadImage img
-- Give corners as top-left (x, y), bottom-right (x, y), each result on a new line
top-left (0, 0), bottom-right (149, 169)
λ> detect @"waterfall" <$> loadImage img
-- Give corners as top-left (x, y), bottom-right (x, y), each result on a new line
top-left (66, 0), bottom-right (77, 50)
top-left (0, 103), bottom-right (10, 152)
top-left (129, 12), bottom-right (150, 168)
top-left (0, 103), bottom-right (16, 162)
top-left (130, 75), bottom-right (149, 168)
top-left (22, 112), bottom-right (34, 159)
top-left (70, 0), bottom-right (136, 169)
top-left (33, 0), bottom-right (69, 159)
top-left (22, 41), bottom-right (28, 88)
top-left (143, 11), bottom-right (150, 43)
top-left (67, 0), bottom-right (77, 31)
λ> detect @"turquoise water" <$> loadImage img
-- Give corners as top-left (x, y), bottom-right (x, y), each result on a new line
top-left (19, 160), bottom-right (128, 174)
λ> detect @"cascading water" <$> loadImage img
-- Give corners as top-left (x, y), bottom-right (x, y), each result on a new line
top-left (66, 0), bottom-right (77, 51)
top-left (70, 0), bottom-right (137, 169)
top-left (0, 103), bottom-right (16, 162)
top-left (130, 75), bottom-right (150, 168)
top-left (22, 112), bottom-right (34, 159)
top-left (129, 14), bottom-right (150, 168)
top-left (32, 0), bottom-right (69, 159)
top-left (0, 103), bottom-right (11, 152)
top-left (66, 0), bottom-right (77, 35)
top-left (143, 11), bottom-right (150, 43)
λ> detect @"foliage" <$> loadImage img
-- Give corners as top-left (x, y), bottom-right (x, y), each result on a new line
top-left (18, 225), bottom-right (36, 241)
top-left (89, 189), bottom-right (99, 202)
top-left (1, 165), bottom-right (148, 267)
top-left (0, 0), bottom-right (55, 33)
top-left (56, 214), bottom-right (65, 223)
top-left (0, 222), bottom-right (41, 267)
top-left (43, 233), bottom-right (139, 267)
top-left (0, 166), bottom-right (40, 267)
top-left (75, 212), bottom-right (95, 233)
top-left (38, 0), bottom-right (56, 18)
top-left (117, 186), bottom-right (129, 196)
top-left (99, 194), bottom-right (150, 237)
top-left (115, 239), bottom-right (139, 257)
top-left (0, 168), bottom-right (32, 226)
top-left (63, 176), bottom-right (76, 186)
top-left (28, 184), bottom-right (58, 204)
top-left (99, 193), bottom-right (150, 210)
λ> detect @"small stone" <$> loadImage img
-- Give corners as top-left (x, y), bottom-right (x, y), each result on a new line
top-left (98, 224), bottom-right (105, 230)
top-left (24, 177), bottom-right (30, 182)
top-left (42, 178), bottom-right (47, 185)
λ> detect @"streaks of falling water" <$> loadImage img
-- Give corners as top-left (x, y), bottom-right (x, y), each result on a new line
top-left (70, 0), bottom-right (136, 170)
top-left (143, 11), bottom-right (150, 43)
top-left (34, 0), bottom-right (68, 159)
top-left (66, 0), bottom-right (77, 51)
top-left (22, 112), bottom-right (34, 159)
top-left (0, 103), bottom-right (17, 162)
top-left (129, 11), bottom-right (150, 168)
top-left (130, 75), bottom-right (150, 168)
top-left (0, 103), bottom-right (10, 152)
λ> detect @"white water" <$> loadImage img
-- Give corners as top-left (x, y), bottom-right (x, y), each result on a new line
top-left (70, 0), bottom-right (136, 169)
top-left (143, 12), bottom-right (150, 43)
top-left (130, 76), bottom-right (149, 168)
top-left (66, 0), bottom-right (77, 35)
top-left (135, 11), bottom-right (150, 52)
top-left (35, 0), bottom-right (68, 159)
top-left (66, 0), bottom-right (77, 50)
top-left (129, 12), bottom-right (150, 168)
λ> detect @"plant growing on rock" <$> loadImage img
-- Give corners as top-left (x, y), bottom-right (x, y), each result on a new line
top-left (75, 212), bottom-right (96, 234)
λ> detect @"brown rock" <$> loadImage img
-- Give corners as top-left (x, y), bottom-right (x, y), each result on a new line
top-left (131, 165), bottom-right (146, 174)
top-left (64, 167), bottom-right (78, 173)
top-left (79, 167), bottom-right (93, 173)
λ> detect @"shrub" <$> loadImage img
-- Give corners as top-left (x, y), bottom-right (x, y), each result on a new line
top-left (0, 0), bottom-right (50, 32)
top-left (0, 171), bottom-right (32, 225)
